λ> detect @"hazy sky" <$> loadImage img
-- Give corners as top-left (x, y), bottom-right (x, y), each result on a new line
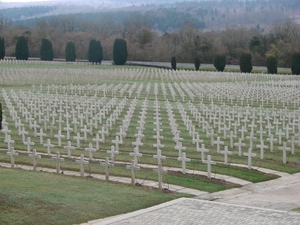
top-left (2, 0), bottom-right (52, 2)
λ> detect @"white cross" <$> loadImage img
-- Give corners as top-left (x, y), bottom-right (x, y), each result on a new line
top-left (100, 157), bottom-right (114, 181)
top-left (273, 119), bottom-right (281, 133)
top-left (24, 136), bottom-right (34, 153)
top-left (112, 136), bottom-right (123, 152)
top-left (1, 125), bottom-right (11, 140)
top-left (54, 130), bottom-right (65, 147)
top-left (134, 129), bottom-right (145, 140)
top-left (63, 124), bottom-right (73, 140)
top-left (202, 155), bottom-right (216, 179)
top-left (85, 143), bottom-right (97, 160)
top-left (56, 116), bottom-right (64, 131)
top-left (256, 140), bottom-right (268, 160)
top-left (265, 122), bottom-right (274, 136)
top-left (29, 149), bottom-right (41, 171)
top-left (238, 126), bottom-right (247, 140)
top-left (279, 142), bottom-right (291, 164)
top-left (196, 144), bottom-right (209, 162)
top-left (71, 118), bottom-right (79, 133)
top-left (98, 126), bottom-right (108, 142)
top-left (43, 138), bottom-right (54, 155)
top-left (243, 148), bottom-right (256, 169)
top-left (213, 137), bottom-right (224, 153)
top-left (4, 134), bottom-right (15, 151)
top-left (246, 132), bottom-right (257, 149)
top-left (36, 128), bottom-right (46, 145)
top-left (193, 134), bottom-right (203, 149)
top-left (175, 141), bottom-right (186, 159)
top-left (267, 134), bottom-right (277, 152)
top-left (64, 141), bottom-right (75, 158)
top-left (220, 146), bottom-right (232, 165)
top-left (153, 149), bottom-right (166, 165)
top-left (19, 126), bottom-right (28, 143)
top-left (126, 160), bottom-right (140, 185)
top-left (75, 154), bottom-right (89, 177)
top-left (256, 126), bottom-right (266, 140)
top-left (207, 128), bottom-right (215, 145)
top-left (130, 146), bottom-right (142, 167)
top-left (276, 129), bottom-right (285, 145)
top-left (52, 152), bottom-right (65, 174)
top-left (92, 133), bottom-right (103, 150)
top-left (287, 136), bottom-right (295, 155)
top-left (234, 138), bottom-right (246, 156)
top-left (228, 131), bottom-right (237, 148)
top-left (107, 145), bottom-right (119, 164)
top-left (31, 120), bottom-right (40, 137)
top-left (81, 125), bottom-right (90, 141)
top-left (153, 139), bottom-right (164, 151)
top-left (73, 132), bottom-right (84, 148)
top-left (6, 147), bottom-right (18, 168)
top-left (177, 152), bottom-right (191, 174)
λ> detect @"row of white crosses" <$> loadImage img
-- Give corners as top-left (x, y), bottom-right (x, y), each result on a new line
top-left (2, 78), bottom-right (300, 183)
top-left (185, 99), bottom-right (300, 164)
top-left (1, 62), bottom-right (300, 91)
top-left (2, 87), bottom-right (299, 167)
top-left (152, 99), bottom-right (166, 189)
top-left (3, 77), bottom-right (300, 112)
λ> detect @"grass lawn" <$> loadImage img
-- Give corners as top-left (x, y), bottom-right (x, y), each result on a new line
top-left (0, 167), bottom-right (192, 225)
top-left (292, 207), bottom-right (300, 212)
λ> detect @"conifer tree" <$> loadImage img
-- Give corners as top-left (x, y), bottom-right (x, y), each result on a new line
top-left (266, 55), bottom-right (277, 74)
top-left (171, 56), bottom-right (177, 70)
top-left (291, 52), bottom-right (300, 75)
top-left (194, 56), bottom-right (200, 71)
top-left (65, 41), bottom-right (76, 62)
top-left (40, 38), bottom-right (54, 61)
top-left (240, 52), bottom-right (253, 73)
top-left (213, 54), bottom-right (226, 72)
top-left (15, 36), bottom-right (29, 60)
top-left (88, 39), bottom-right (103, 64)
top-left (0, 37), bottom-right (5, 60)
top-left (0, 102), bottom-right (2, 130)
top-left (113, 38), bottom-right (128, 65)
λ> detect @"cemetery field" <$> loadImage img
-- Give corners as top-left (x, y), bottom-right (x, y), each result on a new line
top-left (0, 167), bottom-right (191, 225)
top-left (1, 60), bottom-right (300, 195)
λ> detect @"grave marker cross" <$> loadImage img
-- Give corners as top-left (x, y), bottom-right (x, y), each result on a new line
top-left (75, 154), bottom-right (89, 177)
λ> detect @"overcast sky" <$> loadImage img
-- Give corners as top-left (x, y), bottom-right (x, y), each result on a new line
top-left (2, 0), bottom-right (53, 2)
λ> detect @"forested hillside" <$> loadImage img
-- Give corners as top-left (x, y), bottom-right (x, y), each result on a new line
top-left (0, 0), bottom-right (299, 67)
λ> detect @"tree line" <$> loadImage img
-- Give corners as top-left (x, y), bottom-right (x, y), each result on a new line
top-left (0, 18), bottom-right (299, 68)
top-left (1, 33), bottom-right (300, 75)
top-left (0, 35), bottom-right (128, 65)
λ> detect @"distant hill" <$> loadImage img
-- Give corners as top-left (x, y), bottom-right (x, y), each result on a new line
top-left (0, 0), bottom-right (299, 32)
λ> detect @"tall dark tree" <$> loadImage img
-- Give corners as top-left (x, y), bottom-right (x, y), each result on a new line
top-left (65, 41), bottom-right (76, 62)
top-left (15, 36), bottom-right (29, 60)
top-left (0, 102), bottom-right (2, 130)
top-left (0, 37), bottom-right (5, 60)
top-left (113, 38), bottom-right (128, 65)
top-left (266, 55), bottom-right (277, 74)
top-left (213, 54), bottom-right (226, 72)
top-left (291, 52), bottom-right (300, 75)
top-left (171, 56), bottom-right (177, 70)
top-left (240, 52), bottom-right (253, 73)
top-left (88, 39), bottom-right (103, 64)
top-left (194, 56), bottom-right (200, 71)
top-left (40, 38), bottom-right (54, 61)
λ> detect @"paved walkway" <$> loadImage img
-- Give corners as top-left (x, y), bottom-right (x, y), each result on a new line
top-left (86, 172), bottom-right (300, 225)
top-left (88, 198), bottom-right (300, 225)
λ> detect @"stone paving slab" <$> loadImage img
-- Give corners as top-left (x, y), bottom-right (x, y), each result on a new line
top-left (91, 198), bottom-right (300, 225)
